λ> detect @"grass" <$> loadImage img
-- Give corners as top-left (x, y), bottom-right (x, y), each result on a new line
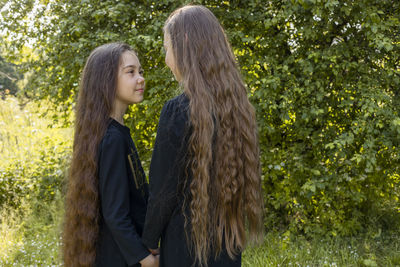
top-left (243, 231), bottom-right (400, 267)
top-left (0, 95), bottom-right (69, 266)
top-left (1, 199), bottom-right (399, 266)
top-left (0, 196), bottom-right (64, 266)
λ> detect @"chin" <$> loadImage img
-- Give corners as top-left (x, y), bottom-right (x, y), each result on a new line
top-left (135, 97), bottom-right (144, 103)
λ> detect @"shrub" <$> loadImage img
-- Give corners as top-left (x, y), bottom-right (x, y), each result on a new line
top-left (0, 96), bottom-right (71, 210)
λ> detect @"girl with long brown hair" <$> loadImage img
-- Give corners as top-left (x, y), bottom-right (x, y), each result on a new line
top-left (63, 43), bottom-right (159, 267)
top-left (142, 5), bottom-right (264, 267)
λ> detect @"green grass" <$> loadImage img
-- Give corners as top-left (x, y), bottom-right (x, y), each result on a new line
top-left (0, 196), bottom-right (63, 266)
top-left (0, 96), bottom-right (69, 266)
top-left (243, 231), bottom-right (400, 267)
top-left (1, 199), bottom-right (399, 266)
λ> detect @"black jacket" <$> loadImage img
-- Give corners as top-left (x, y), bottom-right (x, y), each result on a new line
top-left (95, 119), bottom-right (151, 267)
top-left (142, 94), bottom-right (241, 267)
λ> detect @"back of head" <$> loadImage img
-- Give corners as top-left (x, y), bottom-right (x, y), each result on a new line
top-left (63, 42), bottom-right (133, 267)
top-left (164, 5), bottom-right (264, 266)
top-left (164, 5), bottom-right (237, 88)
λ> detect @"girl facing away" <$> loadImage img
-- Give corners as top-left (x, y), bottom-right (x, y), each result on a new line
top-left (63, 43), bottom-right (159, 267)
top-left (142, 5), bottom-right (264, 267)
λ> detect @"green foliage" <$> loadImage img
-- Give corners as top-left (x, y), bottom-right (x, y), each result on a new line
top-left (1, 0), bottom-right (187, 165)
top-left (0, 194), bottom-right (64, 266)
top-left (1, 0), bottom-right (400, 236)
top-left (0, 96), bottom-right (67, 265)
top-left (0, 55), bottom-right (20, 96)
top-left (241, 0), bottom-right (400, 235)
top-left (212, 0), bottom-right (400, 235)
top-left (0, 96), bottom-right (72, 209)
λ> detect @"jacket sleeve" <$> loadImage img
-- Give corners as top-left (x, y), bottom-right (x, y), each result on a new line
top-left (98, 132), bottom-right (150, 265)
top-left (142, 99), bottom-right (187, 249)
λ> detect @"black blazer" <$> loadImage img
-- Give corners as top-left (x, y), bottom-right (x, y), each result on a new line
top-left (142, 94), bottom-right (241, 267)
top-left (95, 119), bottom-right (150, 267)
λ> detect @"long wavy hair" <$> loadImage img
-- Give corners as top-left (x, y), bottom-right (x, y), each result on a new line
top-left (63, 43), bottom-right (133, 266)
top-left (164, 5), bottom-right (263, 266)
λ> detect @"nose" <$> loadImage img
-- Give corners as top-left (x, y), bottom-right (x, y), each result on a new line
top-left (137, 75), bottom-right (145, 85)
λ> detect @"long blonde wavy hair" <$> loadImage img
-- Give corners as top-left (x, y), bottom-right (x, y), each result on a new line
top-left (164, 5), bottom-right (263, 266)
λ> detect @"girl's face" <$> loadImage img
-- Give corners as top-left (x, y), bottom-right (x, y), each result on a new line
top-left (164, 32), bottom-right (181, 81)
top-left (115, 51), bottom-right (145, 105)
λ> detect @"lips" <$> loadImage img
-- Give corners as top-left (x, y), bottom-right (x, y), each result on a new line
top-left (136, 88), bottom-right (144, 93)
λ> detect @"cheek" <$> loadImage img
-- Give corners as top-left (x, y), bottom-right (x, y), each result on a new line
top-left (165, 54), bottom-right (169, 68)
top-left (165, 52), bottom-right (172, 68)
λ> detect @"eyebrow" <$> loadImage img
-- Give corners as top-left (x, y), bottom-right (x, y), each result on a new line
top-left (122, 64), bottom-right (142, 70)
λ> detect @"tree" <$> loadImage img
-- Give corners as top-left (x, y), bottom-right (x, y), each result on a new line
top-left (225, 0), bottom-right (400, 235)
top-left (0, 43), bottom-right (20, 96)
top-left (1, 0), bottom-right (399, 235)
top-left (0, 59), bottom-right (19, 95)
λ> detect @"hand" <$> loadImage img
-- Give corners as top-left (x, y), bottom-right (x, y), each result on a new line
top-left (155, 255), bottom-right (160, 267)
top-left (149, 248), bottom-right (160, 255)
top-left (140, 254), bottom-right (159, 267)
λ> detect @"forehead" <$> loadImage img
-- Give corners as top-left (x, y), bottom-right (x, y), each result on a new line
top-left (120, 51), bottom-right (139, 66)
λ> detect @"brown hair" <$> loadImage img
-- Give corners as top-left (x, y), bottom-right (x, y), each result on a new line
top-left (63, 43), bottom-right (133, 266)
top-left (164, 5), bottom-right (263, 266)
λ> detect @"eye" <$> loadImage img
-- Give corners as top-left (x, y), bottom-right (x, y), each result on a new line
top-left (139, 70), bottom-right (144, 75)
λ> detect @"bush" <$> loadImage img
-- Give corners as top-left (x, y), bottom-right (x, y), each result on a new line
top-left (0, 96), bottom-right (71, 210)
top-left (0, 194), bottom-right (64, 266)
top-left (2, 0), bottom-right (400, 235)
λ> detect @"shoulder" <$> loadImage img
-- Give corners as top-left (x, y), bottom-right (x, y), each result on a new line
top-left (160, 94), bottom-right (189, 122)
top-left (166, 93), bottom-right (189, 109)
top-left (99, 123), bottom-right (128, 153)
top-left (157, 94), bottom-right (189, 140)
